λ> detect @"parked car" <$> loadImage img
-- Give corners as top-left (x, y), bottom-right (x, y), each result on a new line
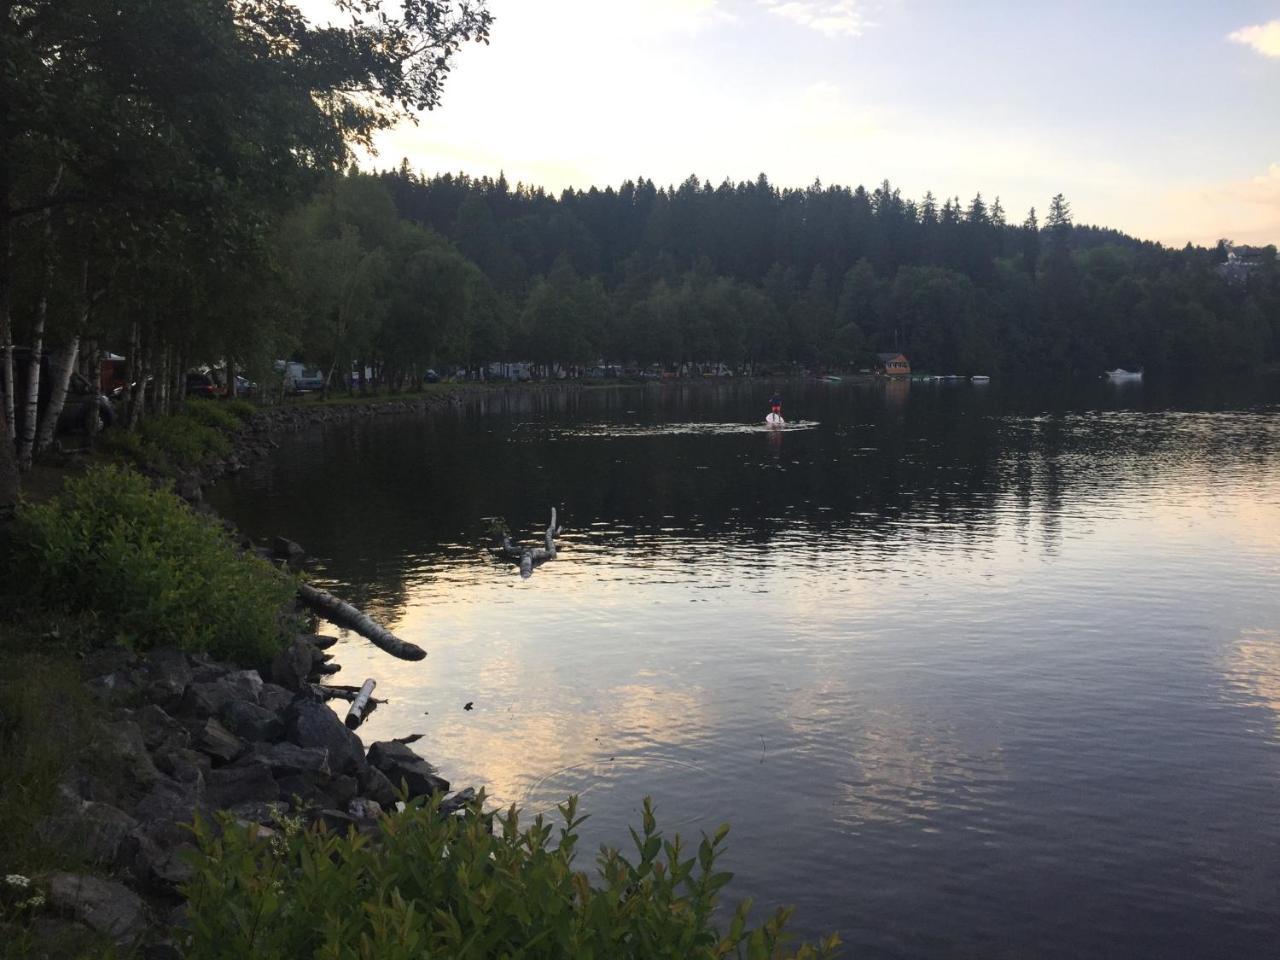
top-left (424, 369), bottom-right (440, 384)
top-left (185, 372), bottom-right (219, 397)
top-left (0, 347), bottom-right (115, 435)
top-left (273, 360), bottom-right (325, 393)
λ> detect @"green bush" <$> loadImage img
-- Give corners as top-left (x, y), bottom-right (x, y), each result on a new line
top-left (139, 413), bottom-right (230, 468)
top-left (94, 427), bottom-right (155, 470)
top-left (10, 465), bottom-right (295, 663)
top-left (182, 795), bottom-right (839, 959)
top-left (183, 398), bottom-right (243, 433)
top-left (223, 398), bottom-right (258, 422)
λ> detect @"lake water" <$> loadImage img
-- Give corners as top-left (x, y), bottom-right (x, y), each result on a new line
top-left (211, 377), bottom-right (1280, 958)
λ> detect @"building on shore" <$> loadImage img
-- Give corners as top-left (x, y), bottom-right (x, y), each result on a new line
top-left (876, 352), bottom-right (911, 377)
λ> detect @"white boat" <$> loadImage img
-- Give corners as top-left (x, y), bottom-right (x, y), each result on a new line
top-left (1106, 368), bottom-right (1143, 381)
top-left (971, 375), bottom-right (991, 383)
top-left (765, 412), bottom-right (785, 427)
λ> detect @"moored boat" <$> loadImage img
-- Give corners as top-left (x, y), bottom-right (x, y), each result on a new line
top-left (1105, 368), bottom-right (1143, 381)
top-left (971, 375), bottom-right (991, 383)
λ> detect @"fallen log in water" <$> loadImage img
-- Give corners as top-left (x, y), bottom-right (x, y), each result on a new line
top-left (310, 682), bottom-right (387, 706)
top-left (345, 678), bottom-right (377, 729)
top-left (494, 508), bottom-right (562, 579)
top-left (297, 582), bottom-right (426, 660)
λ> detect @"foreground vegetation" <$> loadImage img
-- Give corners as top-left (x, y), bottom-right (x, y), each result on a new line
top-left (186, 796), bottom-right (838, 960)
top-left (0, 461), bottom-right (837, 956)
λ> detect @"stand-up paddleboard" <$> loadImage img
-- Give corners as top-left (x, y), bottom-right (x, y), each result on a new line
top-left (765, 412), bottom-right (785, 426)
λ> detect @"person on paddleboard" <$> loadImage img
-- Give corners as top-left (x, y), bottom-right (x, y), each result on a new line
top-left (769, 392), bottom-right (782, 416)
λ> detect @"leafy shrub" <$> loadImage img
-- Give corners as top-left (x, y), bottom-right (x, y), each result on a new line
top-left (183, 794), bottom-right (839, 959)
top-left (223, 398), bottom-right (258, 422)
top-left (10, 465), bottom-right (295, 663)
top-left (139, 413), bottom-right (230, 468)
top-left (183, 398), bottom-right (243, 433)
top-left (94, 427), bottom-right (156, 470)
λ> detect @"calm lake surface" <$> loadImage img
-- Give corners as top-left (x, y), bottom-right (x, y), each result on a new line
top-left (212, 378), bottom-right (1280, 959)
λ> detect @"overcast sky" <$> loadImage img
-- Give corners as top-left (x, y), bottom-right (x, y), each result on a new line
top-left (295, 1), bottom-right (1280, 247)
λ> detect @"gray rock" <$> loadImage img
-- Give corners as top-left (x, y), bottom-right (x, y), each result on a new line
top-left (86, 670), bottom-right (139, 702)
top-left (348, 797), bottom-right (383, 820)
top-left (36, 796), bottom-right (138, 866)
top-left (238, 742), bottom-right (330, 778)
top-left (188, 717), bottom-right (245, 765)
top-left (188, 655), bottom-right (234, 684)
top-left (367, 741), bottom-right (450, 799)
top-left (222, 669), bottom-right (264, 703)
top-left (131, 779), bottom-right (208, 847)
top-left (277, 773), bottom-right (357, 810)
top-left (138, 648), bottom-right (192, 708)
top-left (227, 800), bottom-right (287, 825)
top-left (152, 747), bottom-right (209, 792)
top-left (441, 787), bottom-right (478, 816)
top-left (116, 829), bottom-right (195, 890)
top-left (358, 765), bottom-right (398, 807)
top-left (220, 700), bottom-right (284, 742)
top-left (270, 638), bottom-right (316, 691)
top-left (105, 721), bottom-right (162, 792)
top-left (286, 701), bottom-right (366, 775)
top-left (272, 536), bottom-right (306, 563)
top-left (135, 704), bottom-right (189, 753)
top-left (305, 634), bottom-right (339, 650)
top-left (206, 764), bottom-right (279, 810)
top-left (313, 808), bottom-right (357, 834)
top-left (258, 682), bottom-right (296, 715)
top-left (47, 873), bottom-right (148, 944)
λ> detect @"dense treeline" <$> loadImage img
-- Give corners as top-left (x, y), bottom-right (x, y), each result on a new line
top-left (370, 167), bottom-right (1280, 379)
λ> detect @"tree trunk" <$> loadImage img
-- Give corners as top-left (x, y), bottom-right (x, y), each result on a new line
top-left (296, 583), bottom-right (426, 660)
top-left (83, 339), bottom-right (101, 442)
top-left (157, 344), bottom-right (170, 416)
top-left (124, 319), bottom-right (140, 428)
top-left (0, 402), bottom-right (17, 520)
top-left (34, 336), bottom-right (79, 453)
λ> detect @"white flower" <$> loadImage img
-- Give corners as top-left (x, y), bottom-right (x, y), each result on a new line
top-left (4, 875), bottom-right (30, 889)
top-left (24, 895), bottom-right (45, 909)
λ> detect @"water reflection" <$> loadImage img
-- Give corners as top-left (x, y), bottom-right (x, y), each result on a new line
top-left (211, 378), bottom-right (1280, 959)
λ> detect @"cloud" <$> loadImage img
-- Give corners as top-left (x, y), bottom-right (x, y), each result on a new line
top-left (757, 0), bottom-right (873, 38)
top-left (1228, 19), bottom-right (1280, 58)
top-left (1153, 161), bottom-right (1280, 247)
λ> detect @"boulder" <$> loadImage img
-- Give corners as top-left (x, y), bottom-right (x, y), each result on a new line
top-left (348, 797), bottom-right (383, 821)
top-left (270, 638), bottom-right (316, 692)
top-left (116, 830), bottom-right (195, 890)
top-left (105, 721), bottom-right (162, 792)
top-left (222, 669), bottom-right (264, 703)
top-left (286, 701), bottom-right (366, 775)
top-left (152, 747), bottom-right (210, 792)
top-left (272, 536), bottom-right (306, 563)
top-left (131, 779), bottom-right (208, 848)
top-left (135, 704), bottom-right (189, 753)
top-left (36, 796), bottom-right (138, 866)
top-left (46, 873), bottom-right (148, 944)
top-left (206, 764), bottom-right (279, 810)
top-left (358, 765), bottom-right (398, 807)
top-left (304, 634), bottom-right (339, 650)
top-left (226, 800), bottom-right (287, 826)
top-left (441, 787), bottom-right (478, 816)
top-left (137, 648), bottom-right (192, 708)
top-left (258, 682), bottom-right (296, 715)
top-left (179, 672), bottom-right (263, 720)
top-left (86, 670), bottom-right (139, 702)
top-left (313, 809), bottom-right (357, 834)
top-left (188, 717), bottom-right (245, 765)
top-left (220, 700), bottom-right (284, 742)
top-left (237, 742), bottom-right (330, 778)
top-left (366, 741), bottom-right (450, 799)
top-left (277, 773), bottom-right (357, 810)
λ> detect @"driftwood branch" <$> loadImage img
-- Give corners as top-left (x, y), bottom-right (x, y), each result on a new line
top-left (310, 682), bottom-right (388, 706)
top-left (297, 582), bottom-right (426, 660)
top-left (345, 678), bottom-right (377, 729)
top-left (494, 508), bottom-right (562, 579)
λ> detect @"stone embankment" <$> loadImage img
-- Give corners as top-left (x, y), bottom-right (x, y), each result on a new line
top-left (37, 638), bottom-right (472, 955)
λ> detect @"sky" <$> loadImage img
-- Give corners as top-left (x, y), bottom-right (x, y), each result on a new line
top-left (294, 1), bottom-right (1280, 248)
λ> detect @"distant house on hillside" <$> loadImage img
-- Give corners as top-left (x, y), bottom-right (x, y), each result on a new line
top-left (876, 352), bottom-right (911, 377)
top-left (1217, 244), bottom-right (1274, 284)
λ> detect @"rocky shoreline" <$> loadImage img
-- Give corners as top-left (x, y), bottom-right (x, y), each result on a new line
top-left (37, 637), bottom-right (472, 955)
top-left (24, 392), bottom-right (498, 953)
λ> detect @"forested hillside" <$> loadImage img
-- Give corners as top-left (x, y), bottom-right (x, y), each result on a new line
top-left (371, 167), bottom-right (1280, 378)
